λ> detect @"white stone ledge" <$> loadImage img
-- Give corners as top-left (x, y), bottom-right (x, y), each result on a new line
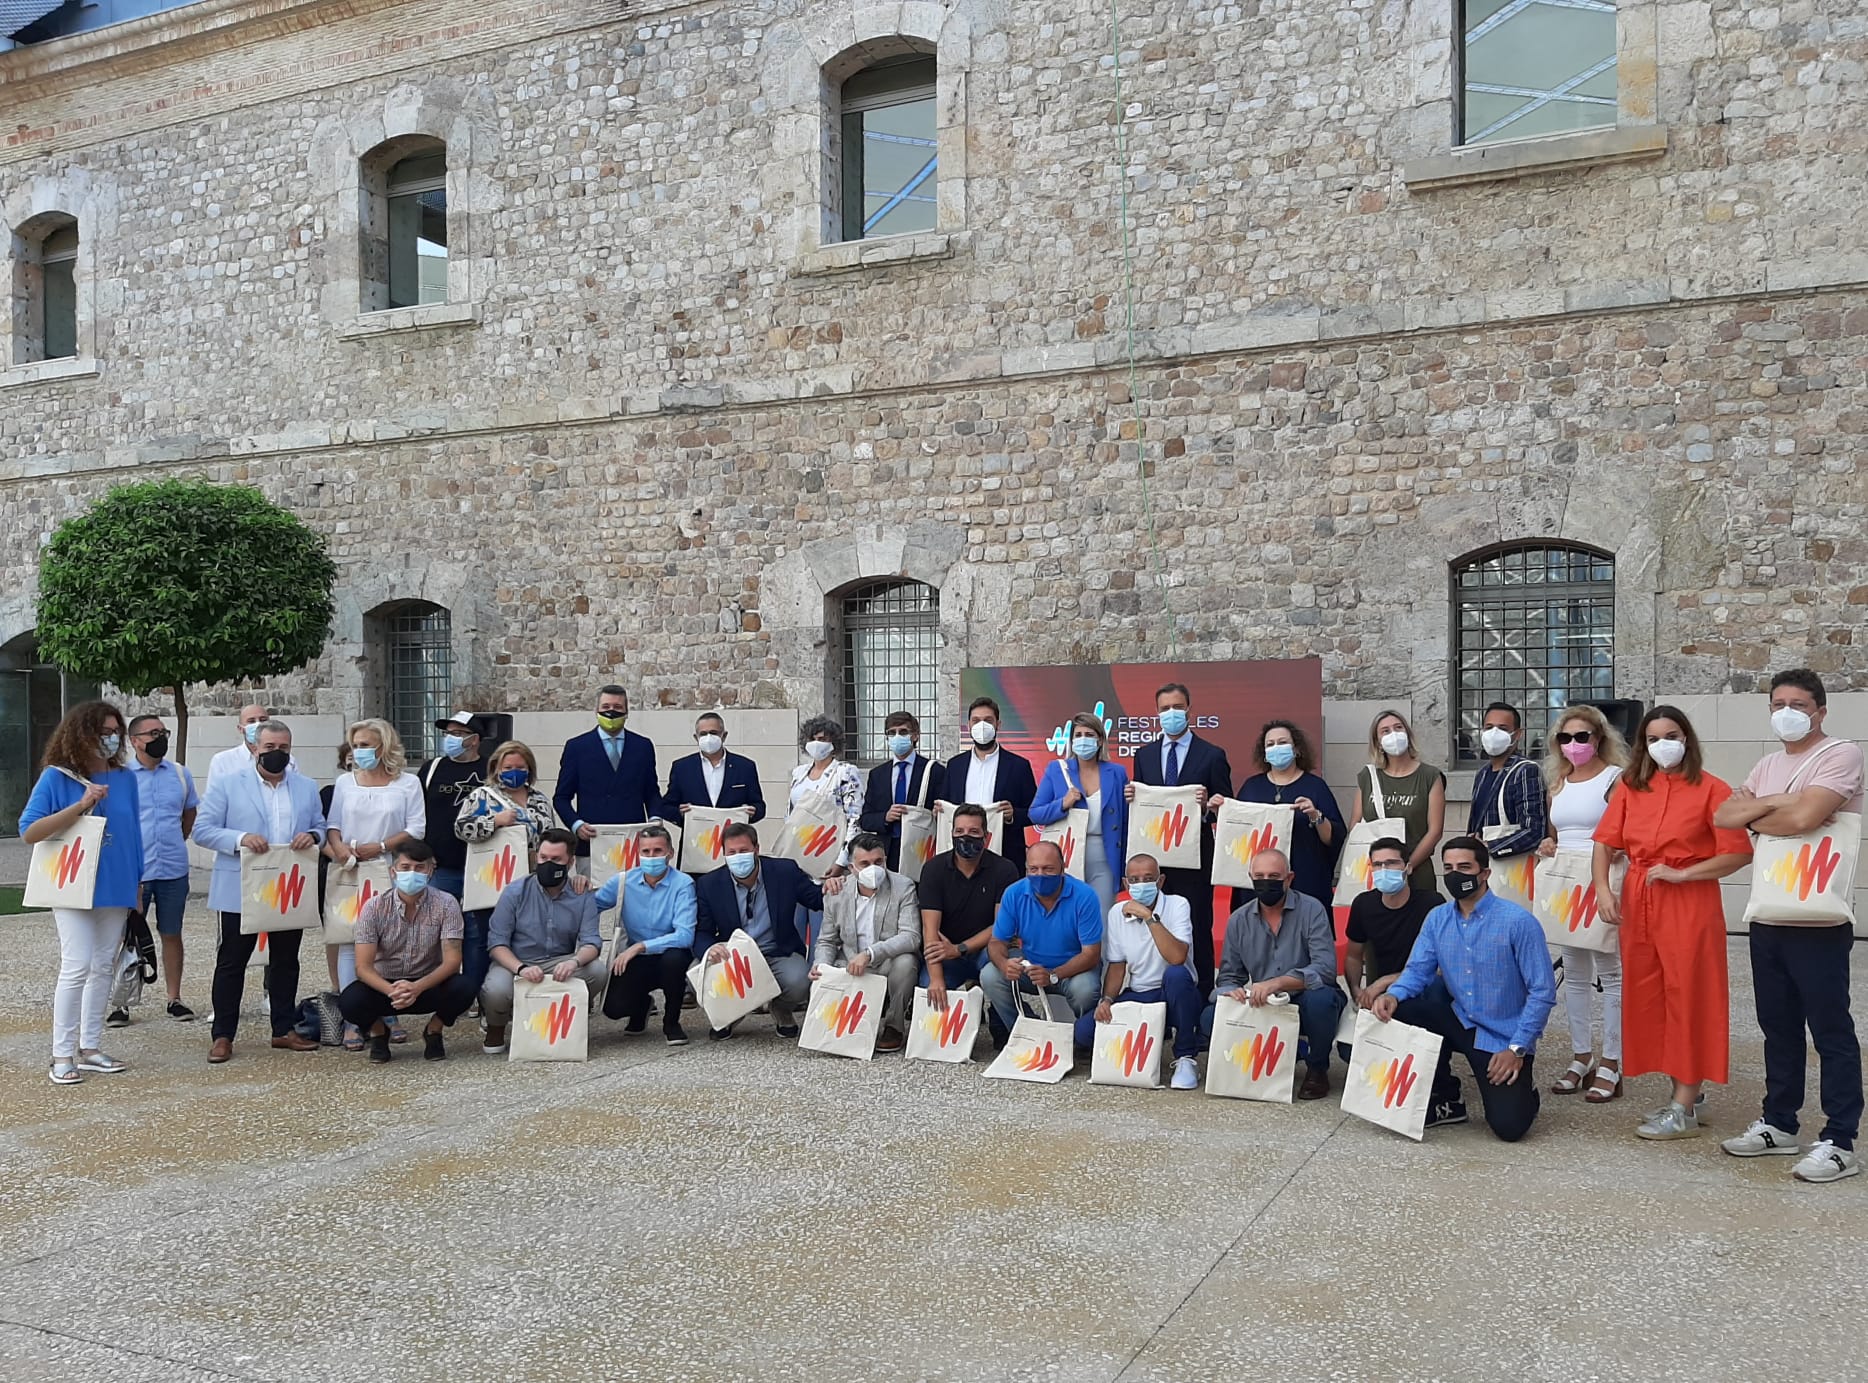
top-left (0, 355), bottom-right (100, 388)
top-left (1403, 125), bottom-right (1670, 190)
top-left (794, 230), bottom-right (957, 277)
top-left (338, 301), bottom-right (481, 339)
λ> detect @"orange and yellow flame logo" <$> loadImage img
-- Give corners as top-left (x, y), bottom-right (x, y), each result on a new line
top-left (525, 991), bottom-right (578, 1046)
top-left (1227, 821), bottom-right (1284, 869)
top-left (474, 843), bottom-right (518, 894)
top-left (918, 1000), bottom-right (972, 1048)
top-left (816, 989), bottom-right (871, 1039)
top-left (1764, 836), bottom-right (1845, 902)
top-left (1145, 803), bottom-right (1190, 852)
top-left (709, 948), bottom-right (755, 1000)
top-left (1365, 1053), bottom-right (1420, 1110)
top-left (697, 822), bottom-right (730, 861)
top-left (601, 834), bottom-right (643, 875)
top-left (1012, 1039), bottom-right (1062, 1073)
top-left (794, 824), bottom-right (839, 858)
top-left (1495, 855), bottom-right (1536, 901)
top-left (1349, 852), bottom-right (1375, 891)
top-left (335, 874), bottom-right (381, 926)
top-left (1223, 1024), bottom-right (1288, 1081)
top-left (1101, 1024), bottom-right (1156, 1078)
top-left (1550, 881), bottom-right (1600, 933)
top-left (40, 835), bottom-right (88, 890)
top-left (259, 863), bottom-right (307, 914)
top-left (913, 834), bottom-right (937, 867)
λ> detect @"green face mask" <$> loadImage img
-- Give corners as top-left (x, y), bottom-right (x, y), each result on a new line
top-left (597, 713), bottom-right (627, 733)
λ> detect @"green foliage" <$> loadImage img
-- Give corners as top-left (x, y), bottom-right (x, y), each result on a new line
top-left (35, 479), bottom-right (336, 695)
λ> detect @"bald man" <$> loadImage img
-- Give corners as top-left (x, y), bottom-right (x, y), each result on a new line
top-left (207, 703), bottom-right (297, 788)
top-left (980, 839), bottom-right (1104, 1038)
top-left (1202, 848), bottom-right (1346, 1100)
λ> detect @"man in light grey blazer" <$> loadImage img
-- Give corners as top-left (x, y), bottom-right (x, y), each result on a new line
top-left (812, 832), bottom-right (922, 1051)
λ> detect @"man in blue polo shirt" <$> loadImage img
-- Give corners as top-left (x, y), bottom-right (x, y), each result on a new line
top-left (594, 823), bottom-right (697, 1046)
top-left (980, 839), bottom-right (1103, 1038)
top-left (121, 713), bottom-right (200, 1024)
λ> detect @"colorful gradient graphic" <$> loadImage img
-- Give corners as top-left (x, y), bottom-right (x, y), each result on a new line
top-left (1144, 802), bottom-right (1191, 853)
top-left (919, 1001), bottom-right (972, 1048)
top-left (1764, 836), bottom-right (1845, 901)
top-left (1365, 1053), bottom-right (1420, 1109)
top-left (1348, 852), bottom-right (1375, 892)
top-left (912, 833), bottom-right (937, 868)
top-left (258, 863), bottom-right (307, 914)
top-left (1226, 821), bottom-right (1285, 870)
top-left (1046, 701), bottom-right (1116, 759)
top-left (525, 991), bottom-right (578, 1046)
top-left (709, 948), bottom-right (755, 1001)
top-left (817, 989), bottom-right (871, 1039)
top-left (1495, 855), bottom-right (1536, 902)
top-left (474, 842), bottom-right (519, 895)
top-left (1101, 1024), bottom-right (1156, 1078)
top-left (1549, 881), bottom-right (1600, 933)
top-left (793, 824), bottom-right (839, 858)
top-left (40, 835), bottom-right (87, 890)
top-left (1223, 1024), bottom-right (1288, 1081)
top-left (601, 834), bottom-right (643, 874)
top-left (696, 822), bottom-right (731, 861)
top-left (1012, 1039), bottom-right (1062, 1073)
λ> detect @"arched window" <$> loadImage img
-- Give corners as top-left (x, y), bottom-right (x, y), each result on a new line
top-left (11, 212), bottom-right (78, 364)
top-left (360, 138), bottom-right (448, 311)
top-left (369, 601), bottom-right (453, 759)
top-left (839, 580), bottom-right (941, 764)
top-left (1451, 543), bottom-right (1614, 760)
top-left (833, 47), bottom-right (937, 242)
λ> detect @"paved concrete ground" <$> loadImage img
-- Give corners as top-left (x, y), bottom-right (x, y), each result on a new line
top-left (0, 887), bottom-right (1863, 1383)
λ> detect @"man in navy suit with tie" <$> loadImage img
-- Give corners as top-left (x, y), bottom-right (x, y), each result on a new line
top-left (940, 696), bottom-right (1038, 872)
top-left (553, 685), bottom-right (661, 862)
top-left (660, 712), bottom-right (767, 827)
top-left (859, 710), bottom-right (945, 871)
top-left (694, 821), bottom-right (824, 1039)
top-left (1126, 682), bottom-right (1232, 994)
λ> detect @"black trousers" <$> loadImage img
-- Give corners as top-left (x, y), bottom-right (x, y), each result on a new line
top-left (211, 913), bottom-right (303, 1041)
top-left (337, 974), bottom-right (477, 1030)
top-left (1163, 863), bottom-right (1216, 994)
top-left (1395, 979), bottom-right (1540, 1142)
top-left (1752, 924), bottom-right (1862, 1149)
top-left (602, 947), bottom-right (693, 1026)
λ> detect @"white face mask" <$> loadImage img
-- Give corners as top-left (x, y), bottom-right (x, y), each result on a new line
top-left (697, 733), bottom-right (724, 756)
top-left (1379, 729), bottom-right (1410, 758)
top-left (971, 720), bottom-right (997, 747)
top-left (1647, 738), bottom-right (1686, 770)
top-left (805, 740), bottom-right (835, 762)
top-left (856, 864), bottom-right (886, 890)
top-left (1479, 727), bottom-right (1514, 757)
top-left (1770, 707), bottom-right (1814, 744)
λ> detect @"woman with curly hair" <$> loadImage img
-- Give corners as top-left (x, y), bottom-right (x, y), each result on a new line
top-left (788, 715), bottom-right (865, 857)
top-left (18, 699), bottom-right (145, 1086)
top-left (1230, 718), bottom-right (1345, 908)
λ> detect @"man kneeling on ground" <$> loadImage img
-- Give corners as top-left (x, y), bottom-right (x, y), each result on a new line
top-left (812, 832), bottom-right (922, 1052)
top-left (338, 840), bottom-right (476, 1063)
top-left (480, 828), bottom-right (609, 1054)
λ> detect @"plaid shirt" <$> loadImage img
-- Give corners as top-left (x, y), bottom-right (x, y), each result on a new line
top-left (1467, 755), bottom-right (1546, 857)
top-left (1389, 889), bottom-right (1556, 1051)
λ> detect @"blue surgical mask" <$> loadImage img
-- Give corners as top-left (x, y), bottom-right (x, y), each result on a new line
top-left (1031, 872), bottom-right (1064, 897)
top-left (888, 734), bottom-right (914, 758)
top-left (640, 855), bottom-right (669, 880)
top-left (1158, 709), bottom-right (1188, 738)
top-left (441, 734), bottom-right (467, 758)
top-left (351, 746), bottom-right (378, 771)
top-left (1129, 881), bottom-right (1160, 907)
top-left (1372, 868), bottom-right (1407, 895)
top-left (1265, 743), bottom-right (1297, 770)
top-left (393, 870), bottom-right (428, 897)
top-left (244, 723), bottom-right (261, 746)
top-left (499, 767), bottom-right (530, 789)
top-left (100, 735), bottom-right (121, 757)
top-left (1071, 736), bottom-right (1100, 759)
top-left (725, 852), bottom-right (757, 879)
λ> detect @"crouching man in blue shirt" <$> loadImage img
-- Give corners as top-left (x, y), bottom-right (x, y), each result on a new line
top-left (594, 823), bottom-right (697, 1047)
top-left (981, 840), bottom-right (1103, 1040)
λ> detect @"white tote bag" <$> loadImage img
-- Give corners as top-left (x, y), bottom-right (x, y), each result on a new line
top-left (1089, 1000), bottom-right (1167, 1089)
top-left (777, 789), bottom-right (847, 880)
top-left (680, 806), bottom-right (751, 874)
top-left (1745, 741), bottom-right (1860, 925)
top-left (1212, 801), bottom-right (1295, 890)
top-left (1131, 784), bottom-right (1203, 870)
top-left (24, 813), bottom-right (106, 911)
top-left (1488, 851), bottom-right (1538, 913)
top-left (238, 844), bottom-right (320, 934)
top-left (1337, 765), bottom-right (1405, 898)
top-left (685, 928), bottom-right (783, 1030)
top-left (1534, 850), bottom-right (1626, 954)
top-left (798, 965), bottom-right (888, 1061)
top-left (905, 986), bottom-right (984, 1063)
top-left (1479, 761), bottom-right (1541, 849)
top-left (590, 820), bottom-right (683, 879)
top-left (1035, 808), bottom-right (1090, 881)
top-left (1340, 1008), bottom-right (1443, 1141)
top-left (898, 806), bottom-right (938, 883)
top-left (982, 989), bottom-right (1076, 1084)
top-left (935, 801), bottom-right (1006, 857)
top-left (464, 825), bottom-right (531, 911)
top-left (1205, 993), bottom-right (1299, 1102)
top-left (510, 977), bottom-right (589, 1062)
top-left (322, 857), bottom-right (393, 945)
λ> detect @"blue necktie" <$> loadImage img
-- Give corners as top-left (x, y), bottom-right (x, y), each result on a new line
top-left (605, 735), bottom-right (620, 770)
top-left (1165, 741), bottom-right (1180, 787)
top-left (895, 763), bottom-right (909, 806)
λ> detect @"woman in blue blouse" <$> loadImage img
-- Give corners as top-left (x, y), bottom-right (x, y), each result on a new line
top-left (19, 700), bottom-right (146, 1086)
top-left (1229, 719), bottom-right (1345, 908)
top-left (1031, 713), bottom-right (1130, 918)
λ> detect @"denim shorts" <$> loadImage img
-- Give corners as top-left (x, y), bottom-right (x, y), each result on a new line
top-left (141, 875), bottom-right (190, 937)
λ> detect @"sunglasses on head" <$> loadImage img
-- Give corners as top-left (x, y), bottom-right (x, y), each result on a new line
top-left (1553, 731), bottom-right (1594, 745)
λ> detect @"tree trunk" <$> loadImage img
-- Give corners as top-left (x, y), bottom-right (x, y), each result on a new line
top-left (172, 683), bottom-right (189, 763)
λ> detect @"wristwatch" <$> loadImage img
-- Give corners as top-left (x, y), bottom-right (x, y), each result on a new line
top-left (1508, 1043), bottom-right (1527, 1058)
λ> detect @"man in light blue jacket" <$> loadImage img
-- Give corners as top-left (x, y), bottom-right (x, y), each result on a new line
top-left (194, 719), bottom-right (327, 1064)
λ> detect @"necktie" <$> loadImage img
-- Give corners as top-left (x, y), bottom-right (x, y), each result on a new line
top-left (1165, 741), bottom-right (1180, 787)
top-left (745, 885), bottom-right (756, 927)
top-left (895, 763), bottom-right (909, 806)
top-left (605, 735), bottom-right (620, 770)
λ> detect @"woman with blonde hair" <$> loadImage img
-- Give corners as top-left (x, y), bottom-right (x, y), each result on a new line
top-left (20, 700), bottom-right (144, 1085)
top-left (1347, 708), bottom-right (1446, 895)
top-left (455, 740), bottom-right (559, 854)
top-left (324, 717), bottom-right (425, 1047)
top-left (1537, 704), bottom-right (1630, 1102)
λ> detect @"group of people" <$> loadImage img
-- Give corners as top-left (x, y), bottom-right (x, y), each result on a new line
top-left (19, 673), bottom-right (1861, 1183)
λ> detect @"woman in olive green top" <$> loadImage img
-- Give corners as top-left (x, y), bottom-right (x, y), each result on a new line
top-left (1348, 708), bottom-right (1447, 894)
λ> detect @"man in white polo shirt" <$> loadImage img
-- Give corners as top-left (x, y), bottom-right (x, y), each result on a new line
top-left (1073, 852), bottom-right (1201, 1089)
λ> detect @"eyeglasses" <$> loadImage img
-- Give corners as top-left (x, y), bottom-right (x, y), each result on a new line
top-left (1553, 731), bottom-right (1594, 745)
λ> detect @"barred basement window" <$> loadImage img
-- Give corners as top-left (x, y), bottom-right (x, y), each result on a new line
top-left (384, 602), bottom-right (453, 761)
top-left (1451, 543), bottom-right (1614, 761)
top-left (1457, 0), bottom-right (1619, 146)
top-left (839, 580), bottom-right (941, 766)
top-left (837, 52), bottom-right (938, 242)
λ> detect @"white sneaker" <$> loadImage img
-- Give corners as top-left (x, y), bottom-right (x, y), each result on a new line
top-left (1721, 1119), bottom-right (1802, 1157)
top-left (1170, 1057), bottom-right (1199, 1091)
top-left (1793, 1140), bottom-right (1861, 1184)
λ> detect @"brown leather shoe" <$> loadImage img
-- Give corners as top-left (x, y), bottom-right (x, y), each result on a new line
top-left (208, 1038), bottom-right (233, 1064)
top-left (270, 1032), bottom-right (318, 1052)
top-left (875, 1027), bottom-right (905, 1053)
top-left (1298, 1066), bottom-right (1331, 1101)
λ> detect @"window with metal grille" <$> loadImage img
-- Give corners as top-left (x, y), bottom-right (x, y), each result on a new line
top-left (1457, 0), bottom-right (1618, 147)
top-left (838, 54), bottom-right (937, 242)
top-left (1451, 544), bottom-right (1614, 761)
top-left (839, 580), bottom-right (941, 766)
top-left (385, 603), bottom-right (453, 761)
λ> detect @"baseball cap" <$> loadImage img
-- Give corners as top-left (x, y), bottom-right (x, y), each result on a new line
top-left (434, 710), bottom-right (481, 732)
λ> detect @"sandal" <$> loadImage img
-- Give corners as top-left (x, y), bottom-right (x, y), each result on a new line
top-left (1551, 1058), bottom-right (1591, 1095)
top-left (1584, 1065), bottom-right (1623, 1103)
top-left (342, 1024), bottom-right (364, 1052)
top-left (49, 1058), bottom-right (84, 1085)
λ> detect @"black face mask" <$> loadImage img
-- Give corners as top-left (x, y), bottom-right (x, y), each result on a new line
top-left (1252, 879), bottom-right (1287, 907)
top-left (953, 836), bottom-right (985, 861)
top-left (534, 861), bottom-right (569, 890)
top-left (144, 735), bottom-right (169, 761)
top-left (257, 749), bottom-right (291, 774)
top-left (1446, 871), bottom-right (1482, 901)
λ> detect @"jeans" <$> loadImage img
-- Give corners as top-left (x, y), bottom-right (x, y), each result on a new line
top-left (1199, 983), bottom-right (1346, 1072)
top-left (431, 867), bottom-right (465, 901)
top-left (979, 962), bottom-right (1100, 1031)
top-left (337, 973), bottom-right (477, 1029)
top-left (1751, 924), bottom-right (1861, 1150)
top-left (211, 913), bottom-right (303, 1041)
top-left (460, 908), bottom-right (492, 994)
top-left (140, 875), bottom-right (189, 937)
top-left (602, 946), bottom-right (693, 1028)
top-left (1083, 832), bottom-right (1117, 921)
top-left (53, 907), bottom-right (127, 1058)
top-left (920, 949), bottom-right (988, 991)
top-left (1395, 978), bottom-right (1540, 1143)
top-left (1074, 968), bottom-right (1203, 1059)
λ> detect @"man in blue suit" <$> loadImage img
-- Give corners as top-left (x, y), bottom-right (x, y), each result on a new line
top-left (859, 709), bottom-right (945, 871)
top-left (553, 685), bottom-right (661, 862)
top-left (694, 821), bottom-right (823, 1040)
top-left (941, 696), bottom-right (1038, 872)
top-left (660, 711), bottom-right (767, 828)
top-left (1127, 682), bottom-right (1233, 994)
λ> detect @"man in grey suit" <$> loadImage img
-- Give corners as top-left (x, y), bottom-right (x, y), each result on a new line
top-left (812, 832), bottom-right (922, 1052)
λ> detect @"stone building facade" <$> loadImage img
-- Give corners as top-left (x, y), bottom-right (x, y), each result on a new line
top-left (1, 0), bottom-right (1865, 837)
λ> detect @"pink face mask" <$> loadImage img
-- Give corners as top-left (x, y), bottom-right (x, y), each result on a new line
top-left (1560, 741), bottom-right (1596, 766)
